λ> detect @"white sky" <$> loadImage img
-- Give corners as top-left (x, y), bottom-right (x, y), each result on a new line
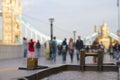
top-left (0, 0), bottom-right (120, 40)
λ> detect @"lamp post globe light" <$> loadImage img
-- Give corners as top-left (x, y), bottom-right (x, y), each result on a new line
top-left (73, 30), bottom-right (76, 43)
top-left (49, 17), bottom-right (54, 40)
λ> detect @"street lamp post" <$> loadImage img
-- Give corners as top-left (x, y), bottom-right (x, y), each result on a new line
top-left (49, 18), bottom-right (54, 40)
top-left (49, 18), bottom-right (54, 59)
top-left (73, 30), bottom-right (76, 43)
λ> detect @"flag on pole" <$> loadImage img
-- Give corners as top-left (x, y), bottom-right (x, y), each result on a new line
top-left (117, 0), bottom-right (119, 7)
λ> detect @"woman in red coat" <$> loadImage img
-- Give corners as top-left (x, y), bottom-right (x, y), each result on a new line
top-left (28, 39), bottom-right (35, 58)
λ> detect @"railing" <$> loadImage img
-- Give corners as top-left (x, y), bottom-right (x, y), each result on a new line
top-left (21, 18), bottom-right (50, 42)
top-left (80, 49), bottom-right (104, 71)
top-left (84, 32), bottom-right (120, 45)
top-left (108, 32), bottom-right (120, 42)
top-left (84, 32), bottom-right (98, 41)
top-left (15, 14), bottom-right (62, 44)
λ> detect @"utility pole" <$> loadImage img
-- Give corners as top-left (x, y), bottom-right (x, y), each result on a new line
top-left (49, 18), bottom-right (54, 40)
top-left (49, 17), bottom-right (54, 59)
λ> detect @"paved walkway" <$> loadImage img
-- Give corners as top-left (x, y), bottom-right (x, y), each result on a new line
top-left (0, 52), bottom-right (116, 80)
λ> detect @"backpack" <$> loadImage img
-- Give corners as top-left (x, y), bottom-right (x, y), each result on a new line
top-left (62, 45), bottom-right (67, 53)
top-left (51, 40), bottom-right (56, 49)
top-left (51, 42), bottom-right (55, 49)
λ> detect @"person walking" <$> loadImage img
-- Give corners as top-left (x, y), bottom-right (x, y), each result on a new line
top-left (36, 40), bottom-right (41, 58)
top-left (113, 41), bottom-right (120, 60)
top-left (61, 38), bottom-right (68, 63)
top-left (108, 45), bottom-right (114, 59)
top-left (57, 44), bottom-right (62, 55)
top-left (28, 39), bottom-right (35, 58)
top-left (68, 38), bottom-right (74, 63)
top-left (44, 40), bottom-right (51, 59)
top-left (99, 41), bottom-right (105, 51)
top-left (75, 36), bottom-right (84, 62)
top-left (91, 38), bottom-right (99, 63)
top-left (51, 37), bottom-right (57, 62)
top-left (23, 37), bottom-right (28, 58)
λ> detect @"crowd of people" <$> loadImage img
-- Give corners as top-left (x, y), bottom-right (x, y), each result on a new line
top-left (23, 36), bottom-right (120, 64)
top-left (85, 38), bottom-right (120, 62)
top-left (23, 37), bottom-right (41, 58)
top-left (107, 41), bottom-right (120, 60)
top-left (44, 36), bottom-right (84, 63)
top-left (23, 36), bottom-right (84, 63)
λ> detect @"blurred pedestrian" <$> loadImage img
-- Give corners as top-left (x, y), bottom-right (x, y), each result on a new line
top-left (51, 37), bottom-right (57, 62)
top-left (91, 38), bottom-right (99, 63)
top-left (99, 41), bottom-right (105, 51)
top-left (68, 38), bottom-right (74, 63)
top-left (28, 39), bottom-right (35, 58)
top-left (44, 40), bottom-right (50, 59)
top-left (36, 40), bottom-right (41, 58)
top-left (107, 45), bottom-right (114, 59)
top-left (23, 37), bottom-right (28, 58)
top-left (61, 38), bottom-right (68, 63)
top-left (113, 41), bottom-right (120, 60)
top-left (75, 36), bottom-right (84, 62)
top-left (58, 44), bottom-right (62, 55)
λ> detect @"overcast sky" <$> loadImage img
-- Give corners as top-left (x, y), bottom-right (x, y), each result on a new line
top-left (0, 0), bottom-right (120, 40)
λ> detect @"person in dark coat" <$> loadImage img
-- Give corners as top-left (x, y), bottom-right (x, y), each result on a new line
top-left (75, 36), bottom-right (84, 62)
top-left (91, 38), bottom-right (99, 63)
top-left (61, 38), bottom-right (68, 63)
top-left (36, 40), bottom-right (41, 58)
top-left (113, 41), bottom-right (120, 60)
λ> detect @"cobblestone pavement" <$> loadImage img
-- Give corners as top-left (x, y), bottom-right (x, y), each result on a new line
top-left (0, 52), bottom-right (117, 80)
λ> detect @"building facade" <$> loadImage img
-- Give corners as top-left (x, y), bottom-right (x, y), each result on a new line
top-left (98, 23), bottom-right (112, 49)
top-left (2, 0), bottom-right (22, 45)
